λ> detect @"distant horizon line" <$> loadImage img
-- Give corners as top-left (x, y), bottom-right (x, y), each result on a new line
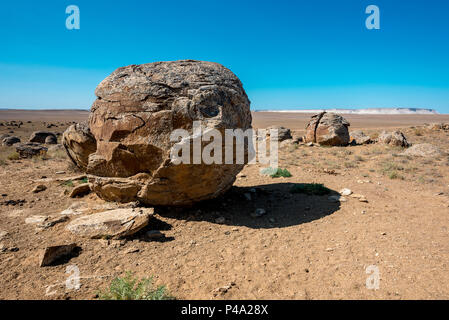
top-left (0, 107), bottom-right (447, 115)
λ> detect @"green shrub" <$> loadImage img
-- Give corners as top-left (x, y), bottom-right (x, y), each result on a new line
top-left (260, 167), bottom-right (292, 178)
top-left (290, 183), bottom-right (331, 195)
top-left (7, 152), bottom-right (20, 160)
top-left (99, 272), bottom-right (173, 300)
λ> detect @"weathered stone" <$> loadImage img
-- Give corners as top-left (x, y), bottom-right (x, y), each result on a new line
top-left (2, 136), bottom-right (20, 146)
top-left (267, 126), bottom-right (292, 142)
top-left (29, 131), bottom-right (57, 144)
top-left (69, 183), bottom-right (92, 198)
top-left (32, 184), bottom-right (47, 193)
top-left (37, 216), bottom-right (69, 229)
top-left (87, 60), bottom-right (251, 206)
top-left (377, 131), bottom-right (410, 147)
top-left (45, 135), bottom-right (57, 144)
top-left (15, 143), bottom-right (48, 158)
top-left (65, 208), bottom-right (152, 239)
top-left (60, 202), bottom-right (89, 215)
top-left (401, 143), bottom-right (442, 157)
top-left (62, 122), bottom-right (97, 171)
top-left (25, 215), bottom-right (48, 224)
top-left (305, 112), bottom-right (350, 146)
top-left (39, 243), bottom-right (77, 267)
top-left (0, 230), bottom-right (8, 241)
top-left (349, 130), bottom-right (371, 145)
top-left (339, 188), bottom-right (352, 196)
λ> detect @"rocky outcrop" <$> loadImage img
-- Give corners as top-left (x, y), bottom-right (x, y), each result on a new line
top-left (377, 131), bottom-right (410, 147)
top-left (86, 60), bottom-right (252, 206)
top-left (65, 208), bottom-right (152, 239)
top-left (62, 122), bottom-right (97, 171)
top-left (29, 131), bottom-right (57, 144)
top-left (305, 112), bottom-right (350, 146)
top-left (15, 143), bottom-right (48, 158)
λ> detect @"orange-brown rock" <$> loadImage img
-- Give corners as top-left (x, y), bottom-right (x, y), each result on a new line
top-left (305, 112), bottom-right (350, 146)
top-left (62, 122), bottom-right (97, 171)
top-left (87, 60), bottom-right (252, 206)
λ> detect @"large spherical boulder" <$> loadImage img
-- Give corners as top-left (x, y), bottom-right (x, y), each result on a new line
top-left (87, 60), bottom-right (252, 206)
top-left (62, 122), bottom-right (97, 171)
top-left (305, 112), bottom-right (350, 146)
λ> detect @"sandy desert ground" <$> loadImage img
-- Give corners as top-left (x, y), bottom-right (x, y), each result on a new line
top-left (1, 110), bottom-right (449, 300)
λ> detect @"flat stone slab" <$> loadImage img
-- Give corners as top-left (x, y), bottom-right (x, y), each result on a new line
top-left (65, 208), bottom-right (153, 239)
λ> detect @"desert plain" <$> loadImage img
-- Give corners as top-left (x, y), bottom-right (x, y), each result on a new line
top-left (1, 110), bottom-right (449, 299)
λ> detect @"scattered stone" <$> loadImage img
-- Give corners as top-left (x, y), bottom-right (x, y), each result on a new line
top-left (44, 135), bottom-right (57, 144)
top-left (0, 230), bottom-right (8, 241)
top-left (401, 143), bottom-right (443, 157)
top-left (358, 197), bottom-right (368, 203)
top-left (39, 243), bottom-right (77, 267)
top-left (266, 126), bottom-right (292, 142)
top-left (25, 215), bottom-right (48, 224)
top-left (2, 136), bottom-right (20, 146)
top-left (243, 193), bottom-right (252, 201)
top-left (1, 199), bottom-right (26, 206)
top-left (32, 184), bottom-right (47, 193)
top-left (55, 171), bottom-right (66, 175)
top-left (305, 112), bottom-right (350, 146)
top-left (15, 143), bottom-right (48, 158)
top-left (29, 131), bottom-right (57, 144)
top-left (251, 208), bottom-right (266, 218)
top-left (215, 216), bottom-right (226, 224)
top-left (124, 247), bottom-right (140, 254)
top-left (328, 195), bottom-right (341, 202)
top-left (66, 208), bottom-right (153, 239)
top-left (145, 230), bottom-right (164, 240)
top-left (86, 60), bottom-right (251, 206)
top-left (377, 131), bottom-right (410, 147)
top-left (69, 183), bottom-right (92, 198)
top-left (62, 122), bottom-right (97, 171)
top-left (339, 188), bottom-right (352, 196)
top-left (60, 202), bottom-right (89, 215)
top-left (350, 130), bottom-right (371, 145)
top-left (37, 216), bottom-right (69, 229)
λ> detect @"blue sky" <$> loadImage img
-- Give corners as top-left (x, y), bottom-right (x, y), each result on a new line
top-left (0, 0), bottom-right (448, 112)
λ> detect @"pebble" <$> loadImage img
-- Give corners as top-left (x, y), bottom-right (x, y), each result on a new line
top-left (32, 185), bottom-right (47, 193)
top-left (215, 216), bottom-right (225, 224)
top-left (339, 188), bottom-right (352, 196)
top-left (251, 208), bottom-right (266, 218)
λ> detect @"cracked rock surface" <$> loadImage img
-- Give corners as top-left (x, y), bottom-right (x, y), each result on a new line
top-left (85, 60), bottom-right (252, 206)
top-left (305, 112), bottom-right (350, 146)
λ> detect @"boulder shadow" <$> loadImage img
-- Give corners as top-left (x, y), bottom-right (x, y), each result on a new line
top-left (154, 183), bottom-right (341, 229)
top-left (128, 216), bottom-right (175, 243)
